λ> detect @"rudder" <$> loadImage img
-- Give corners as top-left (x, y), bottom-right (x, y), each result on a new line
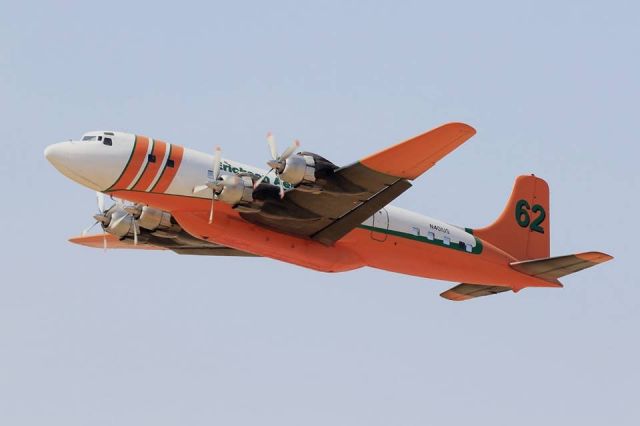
top-left (474, 175), bottom-right (550, 260)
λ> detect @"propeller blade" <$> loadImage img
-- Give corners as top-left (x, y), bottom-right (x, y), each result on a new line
top-left (280, 139), bottom-right (300, 161)
top-left (82, 221), bottom-right (99, 236)
top-left (193, 184), bottom-right (210, 194)
top-left (114, 198), bottom-right (125, 211)
top-left (103, 231), bottom-right (107, 252)
top-left (208, 195), bottom-right (215, 224)
top-left (96, 192), bottom-right (105, 212)
top-left (110, 214), bottom-right (126, 229)
top-left (213, 146), bottom-right (222, 181)
top-left (253, 168), bottom-right (274, 188)
top-left (276, 171), bottom-right (285, 199)
top-left (132, 220), bottom-right (138, 245)
top-left (267, 132), bottom-right (277, 160)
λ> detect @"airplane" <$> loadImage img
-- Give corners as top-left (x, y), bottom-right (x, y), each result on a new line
top-left (44, 123), bottom-right (612, 301)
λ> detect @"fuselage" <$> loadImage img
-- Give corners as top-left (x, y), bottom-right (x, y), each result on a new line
top-left (44, 130), bottom-right (557, 290)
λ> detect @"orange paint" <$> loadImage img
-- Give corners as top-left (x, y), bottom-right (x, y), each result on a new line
top-left (131, 139), bottom-right (167, 191)
top-left (108, 135), bottom-right (150, 191)
top-left (69, 233), bottom-right (164, 250)
top-left (474, 175), bottom-right (550, 261)
top-left (360, 122), bottom-right (476, 179)
top-left (109, 190), bottom-right (563, 290)
top-left (575, 252), bottom-right (614, 263)
top-left (440, 291), bottom-right (472, 301)
top-left (54, 122), bottom-right (612, 301)
top-left (152, 144), bottom-right (184, 193)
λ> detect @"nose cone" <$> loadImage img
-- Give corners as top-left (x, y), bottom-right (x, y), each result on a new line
top-left (45, 141), bottom-right (100, 190)
top-left (44, 142), bottom-right (67, 168)
top-left (44, 139), bottom-right (132, 191)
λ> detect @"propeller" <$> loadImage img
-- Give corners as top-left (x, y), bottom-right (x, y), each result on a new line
top-left (193, 146), bottom-right (223, 224)
top-left (82, 191), bottom-right (109, 251)
top-left (122, 204), bottom-right (141, 245)
top-left (253, 132), bottom-right (300, 198)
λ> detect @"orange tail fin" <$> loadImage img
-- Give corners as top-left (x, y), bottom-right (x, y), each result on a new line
top-left (474, 175), bottom-right (550, 261)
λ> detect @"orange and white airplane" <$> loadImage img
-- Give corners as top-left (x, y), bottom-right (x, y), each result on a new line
top-left (44, 123), bottom-right (612, 301)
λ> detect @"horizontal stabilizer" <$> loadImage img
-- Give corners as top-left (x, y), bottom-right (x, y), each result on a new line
top-left (440, 283), bottom-right (512, 301)
top-left (510, 251), bottom-right (613, 281)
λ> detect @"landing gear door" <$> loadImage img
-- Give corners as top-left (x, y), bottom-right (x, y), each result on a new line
top-left (370, 208), bottom-right (389, 242)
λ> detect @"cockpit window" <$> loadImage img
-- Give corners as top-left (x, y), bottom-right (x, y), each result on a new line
top-left (82, 135), bottom-right (98, 141)
top-left (103, 137), bottom-right (113, 146)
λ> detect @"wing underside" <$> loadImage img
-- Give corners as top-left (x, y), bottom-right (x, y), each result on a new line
top-left (69, 233), bottom-right (258, 257)
top-left (440, 283), bottom-right (512, 301)
top-left (241, 123), bottom-right (476, 245)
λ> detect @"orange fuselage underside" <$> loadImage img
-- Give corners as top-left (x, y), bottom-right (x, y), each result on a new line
top-left (110, 190), bottom-right (558, 291)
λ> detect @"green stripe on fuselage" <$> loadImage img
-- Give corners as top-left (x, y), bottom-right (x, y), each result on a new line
top-left (357, 224), bottom-right (483, 254)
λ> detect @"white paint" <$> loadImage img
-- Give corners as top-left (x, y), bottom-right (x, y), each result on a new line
top-left (45, 131), bottom-right (477, 247)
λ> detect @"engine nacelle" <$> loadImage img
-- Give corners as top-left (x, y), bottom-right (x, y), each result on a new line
top-left (280, 152), bottom-right (338, 189)
top-left (137, 206), bottom-right (172, 231)
top-left (218, 175), bottom-right (254, 205)
top-left (280, 154), bottom-right (316, 186)
top-left (103, 204), bottom-right (177, 240)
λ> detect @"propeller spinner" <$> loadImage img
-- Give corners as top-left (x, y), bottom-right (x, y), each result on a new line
top-left (254, 133), bottom-right (300, 198)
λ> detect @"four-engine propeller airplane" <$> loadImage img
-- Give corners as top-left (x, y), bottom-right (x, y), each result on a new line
top-left (44, 123), bottom-right (612, 301)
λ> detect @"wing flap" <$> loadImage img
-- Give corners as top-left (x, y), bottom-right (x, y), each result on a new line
top-left (311, 179), bottom-right (412, 245)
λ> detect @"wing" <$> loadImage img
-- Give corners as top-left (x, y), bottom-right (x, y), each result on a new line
top-left (69, 234), bottom-right (258, 257)
top-left (70, 234), bottom-right (164, 250)
top-left (241, 122), bottom-right (476, 245)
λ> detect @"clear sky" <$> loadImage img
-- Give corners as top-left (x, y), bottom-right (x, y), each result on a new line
top-left (1, 1), bottom-right (638, 425)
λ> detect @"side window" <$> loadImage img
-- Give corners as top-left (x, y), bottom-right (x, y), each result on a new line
top-left (148, 154), bottom-right (156, 163)
top-left (103, 137), bottom-right (112, 146)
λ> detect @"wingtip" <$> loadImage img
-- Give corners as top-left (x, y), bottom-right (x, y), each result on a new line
top-left (443, 122), bottom-right (476, 136)
top-left (575, 251), bottom-right (614, 264)
top-left (359, 122), bottom-right (477, 180)
top-left (439, 290), bottom-right (472, 301)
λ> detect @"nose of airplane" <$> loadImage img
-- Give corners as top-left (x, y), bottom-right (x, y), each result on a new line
top-left (44, 142), bottom-right (67, 169)
top-left (44, 138), bottom-right (132, 191)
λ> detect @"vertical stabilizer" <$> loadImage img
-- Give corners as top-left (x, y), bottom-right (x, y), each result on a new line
top-left (474, 175), bottom-right (550, 260)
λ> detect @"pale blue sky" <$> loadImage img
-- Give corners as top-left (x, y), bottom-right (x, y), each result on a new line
top-left (1, 1), bottom-right (638, 425)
